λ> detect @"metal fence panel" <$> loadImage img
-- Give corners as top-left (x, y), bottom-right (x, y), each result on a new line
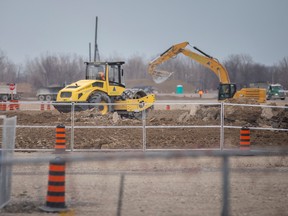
top-left (0, 116), bottom-right (17, 208)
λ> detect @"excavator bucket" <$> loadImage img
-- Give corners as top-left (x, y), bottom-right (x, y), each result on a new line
top-left (151, 70), bottom-right (174, 84)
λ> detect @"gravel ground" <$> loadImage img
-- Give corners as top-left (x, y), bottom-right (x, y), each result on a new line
top-left (1, 152), bottom-right (288, 216)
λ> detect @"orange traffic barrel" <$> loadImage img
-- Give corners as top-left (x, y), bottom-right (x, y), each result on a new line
top-left (240, 127), bottom-right (250, 150)
top-left (55, 124), bottom-right (66, 153)
top-left (41, 103), bottom-right (45, 111)
top-left (40, 157), bottom-right (67, 212)
top-left (0, 102), bottom-right (7, 111)
top-left (9, 100), bottom-right (19, 110)
top-left (9, 101), bottom-right (14, 111)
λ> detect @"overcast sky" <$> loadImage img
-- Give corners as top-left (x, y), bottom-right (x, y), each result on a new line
top-left (1, 0), bottom-right (288, 66)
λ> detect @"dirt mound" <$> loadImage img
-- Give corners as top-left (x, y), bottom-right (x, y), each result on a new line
top-left (1, 103), bottom-right (287, 150)
top-left (270, 108), bottom-right (288, 128)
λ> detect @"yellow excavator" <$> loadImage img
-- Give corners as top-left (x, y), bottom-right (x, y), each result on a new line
top-left (53, 61), bottom-right (155, 119)
top-left (148, 41), bottom-right (266, 102)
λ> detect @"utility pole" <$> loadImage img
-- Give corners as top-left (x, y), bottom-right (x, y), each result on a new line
top-left (89, 42), bottom-right (91, 62)
top-left (94, 16), bottom-right (100, 62)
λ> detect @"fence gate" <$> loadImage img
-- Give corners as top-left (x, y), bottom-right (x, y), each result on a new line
top-left (0, 116), bottom-right (17, 208)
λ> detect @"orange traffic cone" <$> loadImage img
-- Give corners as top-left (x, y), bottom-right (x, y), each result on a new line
top-left (55, 124), bottom-right (66, 153)
top-left (240, 127), bottom-right (250, 150)
top-left (40, 157), bottom-right (68, 212)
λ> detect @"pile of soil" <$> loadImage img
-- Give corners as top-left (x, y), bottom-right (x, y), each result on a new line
top-left (1, 102), bottom-right (287, 150)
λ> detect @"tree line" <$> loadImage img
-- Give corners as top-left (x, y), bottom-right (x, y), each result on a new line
top-left (0, 49), bottom-right (287, 91)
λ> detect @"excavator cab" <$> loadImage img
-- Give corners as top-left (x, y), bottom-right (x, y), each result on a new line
top-left (218, 83), bottom-right (237, 100)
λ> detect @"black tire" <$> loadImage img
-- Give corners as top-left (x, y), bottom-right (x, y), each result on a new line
top-left (45, 95), bottom-right (52, 101)
top-left (88, 92), bottom-right (111, 115)
top-left (38, 95), bottom-right (45, 101)
top-left (1, 95), bottom-right (8, 101)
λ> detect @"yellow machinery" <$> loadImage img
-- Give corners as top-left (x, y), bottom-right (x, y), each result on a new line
top-left (54, 61), bottom-right (155, 118)
top-left (148, 41), bottom-right (266, 103)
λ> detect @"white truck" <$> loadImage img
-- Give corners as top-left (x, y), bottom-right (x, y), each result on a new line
top-left (0, 83), bottom-right (20, 101)
top-left (36, 86), bottom-right (63, 101)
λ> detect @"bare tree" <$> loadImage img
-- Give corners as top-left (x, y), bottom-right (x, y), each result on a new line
top-left (24, 53), bottom-right (85, 89)
top-left (0, 50), bottom-right (18, 83)
top-left (223, 54), bottom-right (254, 88)
top-left (274, 57), bottom-right (288, 88)
top-left (2, 47), bottom-right (287, 92)
top-left (124, 55), bottom-right (148, 79)
top-left (224, 54), bottom-right (286, 88)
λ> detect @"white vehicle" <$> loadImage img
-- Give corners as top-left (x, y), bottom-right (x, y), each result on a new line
top-left (36, 86), bottom-right (63, 101)
top-left (0, 83), bottom-right (19, 101)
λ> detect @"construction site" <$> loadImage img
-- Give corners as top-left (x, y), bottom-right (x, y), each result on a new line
top-left (1, 46), bottom-right (288, 215)
top-left (1, 10), bottom-right (288, 215)
top-left (0, 94), bottom-right (287, 215)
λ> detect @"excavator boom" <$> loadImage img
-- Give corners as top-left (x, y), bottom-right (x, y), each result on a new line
top-left (148, 42), bottom-right (189, 83)
top-left (180, 49), bottom-right (230, 84)
top-left (149, 41), bottom-right (266, 102)
top-left (148, 41), bottom-right (230, 84)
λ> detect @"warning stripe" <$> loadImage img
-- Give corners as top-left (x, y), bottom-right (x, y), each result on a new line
top-left (46, 196), bottom-right (65, 202)
top-left (48, 185), bottom-right (65, 192)
top-left (56, 133), bottom-right (66, 137)
top-left (49, 175), bottom-right (65, 182)
top-left (240, 141), bottom-right (250, 145)
top-left (49, 165), bottom-right (65, 172)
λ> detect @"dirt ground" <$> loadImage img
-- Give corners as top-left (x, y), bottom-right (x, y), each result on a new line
top-left (1, 98), bottom-right (288, 150)
top-left (1, 98), bottom-right (288, 215)
top-left (1, 152), bottom-right (288, 216)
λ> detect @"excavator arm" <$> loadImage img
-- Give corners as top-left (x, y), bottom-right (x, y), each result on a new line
top-left (149, 41), bottom-right (266, 103)
top-left (148, 42), bottom-right (188, 83)
top-left (148, 41), bottom-right (230, 84)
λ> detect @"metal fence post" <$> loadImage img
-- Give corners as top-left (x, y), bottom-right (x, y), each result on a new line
top-left (142, 110), bottom-right (146, 151)
top-left (117, 173), bottom-right (125, 216)
top-left (70, 102), bottom-right (75, 151)
top-left (222, 155), bottom-right (230, 216)
top-left (220, 102), bottom-right (225, 150)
